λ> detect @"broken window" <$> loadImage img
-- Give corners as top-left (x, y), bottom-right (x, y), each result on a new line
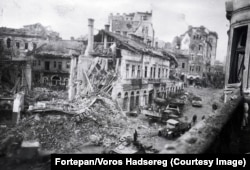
top-left (25, 43), bottom-right (28, 49)
top-left (45, 61), bottom-right (50, 71)
top-left (126, 64), bottom-right (130, 78)
top-left (132, 65), bottom-right (135, 78)
top-left (130, 91), bottom-right (135, 111)
top-left (143, 90), bottom-right (148, 105)
top-left (66, 61), bottom-right (70, 69)
top-left (137, 65), bottom-right (141, 78)
top-left (229, 25), bottom-right (248, 84)
top-left (136, 91), bottom-right (140, 107)
top-left (199, 45), bottom-right (203, 51)
top-left (158, 68), bottom-right (161, 78)
top-left (144, 66), bottom-right (148, 78)
top-left (123, 92), bottom-right (129, 111)
top-left (16, 42), bottom-right (20, 49)
top-left (150, 67), bottom-right (153, 78)
top-left (58, 62), bottom-right (62, 70)
top-left (153, 67), bottom-right (156, 78)
top-left (182, 63), bottom-right (185, 69)
top-left (52, 76), bottom-right (60, 86)
top-left (7, 38), bottom-right (11, 48)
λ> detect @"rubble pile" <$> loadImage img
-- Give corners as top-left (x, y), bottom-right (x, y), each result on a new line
top-left (27, 87), bottom-right (68, 102)
top-left (0, 92), bottom-right (128, 154)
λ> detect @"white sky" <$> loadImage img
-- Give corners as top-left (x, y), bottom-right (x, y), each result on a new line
top-left (0, 0), bottom-right (229, 62)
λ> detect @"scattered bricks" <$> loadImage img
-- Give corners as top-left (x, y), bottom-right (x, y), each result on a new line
top-left (19, 141), bottom-right (40, 160)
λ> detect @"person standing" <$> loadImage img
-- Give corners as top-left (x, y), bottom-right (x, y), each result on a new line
top-left (133, 129), bottom-right (138, 143)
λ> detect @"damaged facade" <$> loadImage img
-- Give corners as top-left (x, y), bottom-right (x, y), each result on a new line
top-left (0, 23), bottom-right (76, 124)
top-left (32, 40), bottom-right (84, 89)
top-left (173, 26), bottom-right (218, 85)
top-left (71, 19), bottom-right (183, 112)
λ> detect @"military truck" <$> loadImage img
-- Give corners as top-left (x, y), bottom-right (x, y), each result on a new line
top-left (158, 119), bottom-right (191, 139)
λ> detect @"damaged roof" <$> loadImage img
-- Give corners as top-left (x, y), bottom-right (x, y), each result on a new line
top-left (34, 40), bottom-right (85, 58)
top-left (98, 30), bottom-right (178, 67)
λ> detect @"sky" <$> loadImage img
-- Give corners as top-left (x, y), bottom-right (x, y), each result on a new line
top-left (0, 0), bottom-right (229, 62)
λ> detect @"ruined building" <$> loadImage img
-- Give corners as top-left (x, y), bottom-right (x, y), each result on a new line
top-left (0, 23), bottom-right (56, 93)
top-left (32, 40), bottom-right (84, 89)
top-left (108, 11), bottom-right (155, 47)
top-left (0, 23), bottom-right (55, 124)
top-left (70, 19), bottom-right (182, 112)
top-left (172, 26), bottom-right (218, 85)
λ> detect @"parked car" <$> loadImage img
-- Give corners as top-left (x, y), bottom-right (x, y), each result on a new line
top-left (158, 119), bottom-right (191, 139)
top-left (165, 104), bottom-right (181, 115)
top-left (192, 97), bottom-right (202, 107)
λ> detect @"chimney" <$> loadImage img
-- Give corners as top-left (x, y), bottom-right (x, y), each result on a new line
top-left (104, 24), bottom-right (110, 49)
top-left (105, 24), bottom-right (110, 32)
top-left (85, 18), bottom-right (94, 55)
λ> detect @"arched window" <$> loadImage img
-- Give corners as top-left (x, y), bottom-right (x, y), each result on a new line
top-left (136, 91), bottom-right (140, 107)
top-left (117, 92), bottom-right (121, 98)
top-left (51, 76), bottom-right (61, 86)
top-left (43, 77), bottom-right (49, 85)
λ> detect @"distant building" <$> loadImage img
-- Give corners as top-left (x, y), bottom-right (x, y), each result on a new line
top-left (175, 53), bottom-right (189, 83)
top-left (108, 11), bottom-right (155, 47)
top-left (172, 26), bottom-right (218, 85)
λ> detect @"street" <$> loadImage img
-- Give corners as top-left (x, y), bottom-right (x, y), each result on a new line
top-left (136, 86), bottom-right (224, 151)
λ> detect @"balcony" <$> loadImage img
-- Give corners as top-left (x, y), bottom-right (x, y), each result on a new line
top-left (160, 89), bottom-right (249, 153)
top-left (146, 78), bottom-right (161, 84)
top-left (131, 78), bottom-right (142, 85)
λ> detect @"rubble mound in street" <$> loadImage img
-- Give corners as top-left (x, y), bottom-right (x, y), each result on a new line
top-left (0, 93), bottom-right (127, 154)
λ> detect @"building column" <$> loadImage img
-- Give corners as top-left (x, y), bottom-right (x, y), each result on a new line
top-left (69, 56), bottom-right (77, 101)
top-left (25, 62), bottom-right (32, 91)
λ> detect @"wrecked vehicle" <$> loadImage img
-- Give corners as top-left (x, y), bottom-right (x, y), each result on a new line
top-left (165, 104), bottom-right (181, 115)
top-left (142, 109), bottom-right (162, 121)
top-left (158, 119), bottom-right (191, 139)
